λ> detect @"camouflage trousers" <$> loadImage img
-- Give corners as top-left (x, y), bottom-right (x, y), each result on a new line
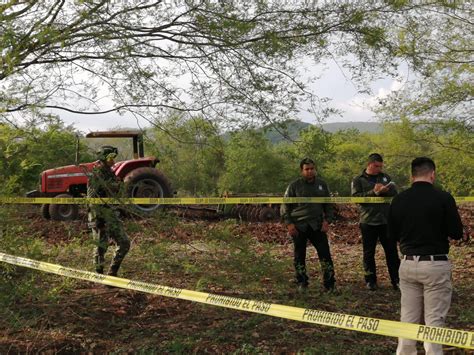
top-left (88, 207), bottom-right (130, 276)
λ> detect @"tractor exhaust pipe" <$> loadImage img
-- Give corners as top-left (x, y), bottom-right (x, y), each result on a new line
top-left (75, 134), bottom-right (80, 165)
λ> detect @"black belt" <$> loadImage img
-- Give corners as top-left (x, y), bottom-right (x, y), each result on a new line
top-left (404, 255), bottom-right (448, 261)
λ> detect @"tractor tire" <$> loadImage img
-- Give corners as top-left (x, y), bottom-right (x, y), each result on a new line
top-left (41, 204), bottom-right (51, 220)
top-left (49, 194), bottom-right (79, 221)
top-left (124, 167), bottom-right (172, 214)
top-left (259, 207), bottom-right (276, 222)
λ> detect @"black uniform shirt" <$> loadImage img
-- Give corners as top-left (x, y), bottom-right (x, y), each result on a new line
top-left (388, 181), bottom-right (463, 255)
top-left (351, 170), bottom-right (397, 225)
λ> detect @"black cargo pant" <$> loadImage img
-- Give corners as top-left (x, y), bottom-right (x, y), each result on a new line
top-left (292, 225), bottom-right (335, 289)
top-left (360, 223), bottom-right (400, 285)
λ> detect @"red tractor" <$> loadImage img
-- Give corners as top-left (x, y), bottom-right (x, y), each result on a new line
top-left (27, 130), bottom-right (172, 220)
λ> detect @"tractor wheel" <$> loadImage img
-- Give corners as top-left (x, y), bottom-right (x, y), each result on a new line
top-left (250, 206), bottom-right (260, 221)
top-left (49, 194), bottom-right (79, 221)
top-left (259, 207), bottom-right (276, 222)
top-left (229, 205), bottom-right (238, 217)
top-left (41, 204), bottom-right (51, 220)
top-left (235, 205), bottom-right (246, 219)
top-left (244, 206), bottom-right (254, 221)
top-left (124, 167), bottom-right (172, 214)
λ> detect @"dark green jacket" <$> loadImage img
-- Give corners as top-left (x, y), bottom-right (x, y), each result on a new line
top-left (281, 177), bottom-right (334, 231)
top-left (351, 170), bottom-right (397, 225)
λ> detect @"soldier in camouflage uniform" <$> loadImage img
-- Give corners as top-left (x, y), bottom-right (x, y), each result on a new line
top-left (88, 145), bottom-right (130, 276)
top-left (281, 158), bottom-right (336, 292)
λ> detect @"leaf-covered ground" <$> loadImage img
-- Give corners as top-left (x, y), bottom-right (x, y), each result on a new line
top-left (0, 204), bottom-right (472, 354)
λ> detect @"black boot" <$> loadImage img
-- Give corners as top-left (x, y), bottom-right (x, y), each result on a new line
top-left (108, 264), bottom-right (120, 277)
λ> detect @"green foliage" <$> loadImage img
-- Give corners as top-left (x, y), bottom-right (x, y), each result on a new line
top-left (148, 116), bottom-right (225, 196)
top-left (373, 120), bottom-right (431, 189)
top-left (274, 126), bottom-right (375, 195)
top-left (0, 121), bottom-right (93, 194)
top-left (0, 224), bottom-right (51, 327)
top-left (360, 27), bottom-right (386, 48)
top-left (219, 130), bottom-right (292, 194)
top-left (162, 338), bottom-right (194, 353)
top-left (148, 117), bottom-right (473, 196)
top-left (0, 115), bottom-right (471, 197)
top-left (377, 3), bottom-right (472, 147)
top-left (292, 126), bottom-right (333, 168)
top-left (204, 223), bottom-right (288, 291)
top-left (378, 119), bottom-right (474, 194)
top-left (0, 2), bottom-right (469, 200)
top-left (233, 343), bottom-right (266, 354)
top-left (324, 129), bottom-right (375, 195)
top-left (5, 1), bottom-right (465, 133)
top-left (259, 120), bottom-right (311, 144)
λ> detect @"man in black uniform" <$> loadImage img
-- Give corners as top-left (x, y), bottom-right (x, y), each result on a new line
top-left (88, 146), bottom-right (130, 276)
top-left (351, 153), bottom-right (400, 290)
top-left (388, 157), bottom-right (464, 355)
top-left (281, 158), bottom-right (336, 292)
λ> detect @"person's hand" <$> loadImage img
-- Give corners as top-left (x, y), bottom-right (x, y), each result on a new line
top-left (373, 183), bottom-right (383, 195)
top-left (374, 183), bottom-right (389, 195)
top-left (287, 224), bottom-right (298, 237)
top-left (321, 220), bottom-right (329, 233)
top-left (462, 225), bottom-right (471, 242)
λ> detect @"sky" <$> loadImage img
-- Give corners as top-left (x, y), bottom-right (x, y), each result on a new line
top-left (55, 59), bottom-right (407, 133)
top-left (298, 59), bottom-right (407, 126)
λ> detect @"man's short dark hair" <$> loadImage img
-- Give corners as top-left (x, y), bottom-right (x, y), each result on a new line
top-left (300, 158), bottom-right (315, 169)
top-left (411, 157), bottom-right (436, 177)
top-left (368, 153), bottom-right (383, 163)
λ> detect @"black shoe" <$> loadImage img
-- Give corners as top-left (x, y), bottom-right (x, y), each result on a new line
top-left (108, 265), bottom-right (120, 277)
top-left (392, 283), bottom-right (400, 291)
top-left (366, 282), bottom-right (377, 291)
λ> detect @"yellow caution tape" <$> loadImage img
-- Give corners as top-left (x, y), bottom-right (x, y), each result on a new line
top-left (0, 252), bottom-right (472, 349)
top-left (0, 196), bottom-right (473, 205)
top-left (454, 196), bottom-right (474, 203)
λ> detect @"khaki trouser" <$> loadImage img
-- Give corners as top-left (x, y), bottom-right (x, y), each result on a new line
top-left (397, 257), bottom-right (452, 355)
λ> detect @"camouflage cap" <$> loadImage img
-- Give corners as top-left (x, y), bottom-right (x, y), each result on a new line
top-left (97, 145), bottom-right (118, 161)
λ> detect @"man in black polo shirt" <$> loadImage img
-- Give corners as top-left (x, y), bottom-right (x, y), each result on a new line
top-left (388, 157), bottom-right (464, 355)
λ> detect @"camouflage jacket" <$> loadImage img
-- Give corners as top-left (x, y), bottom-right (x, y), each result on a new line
top-left (281, 177), bottom-right (334, 232)
top-left (87, 163), bottom-right (121, 199)
top-left (87, 163), bottom-right (123, 220)
top-left (351, 170), bottom-right (397, 225)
